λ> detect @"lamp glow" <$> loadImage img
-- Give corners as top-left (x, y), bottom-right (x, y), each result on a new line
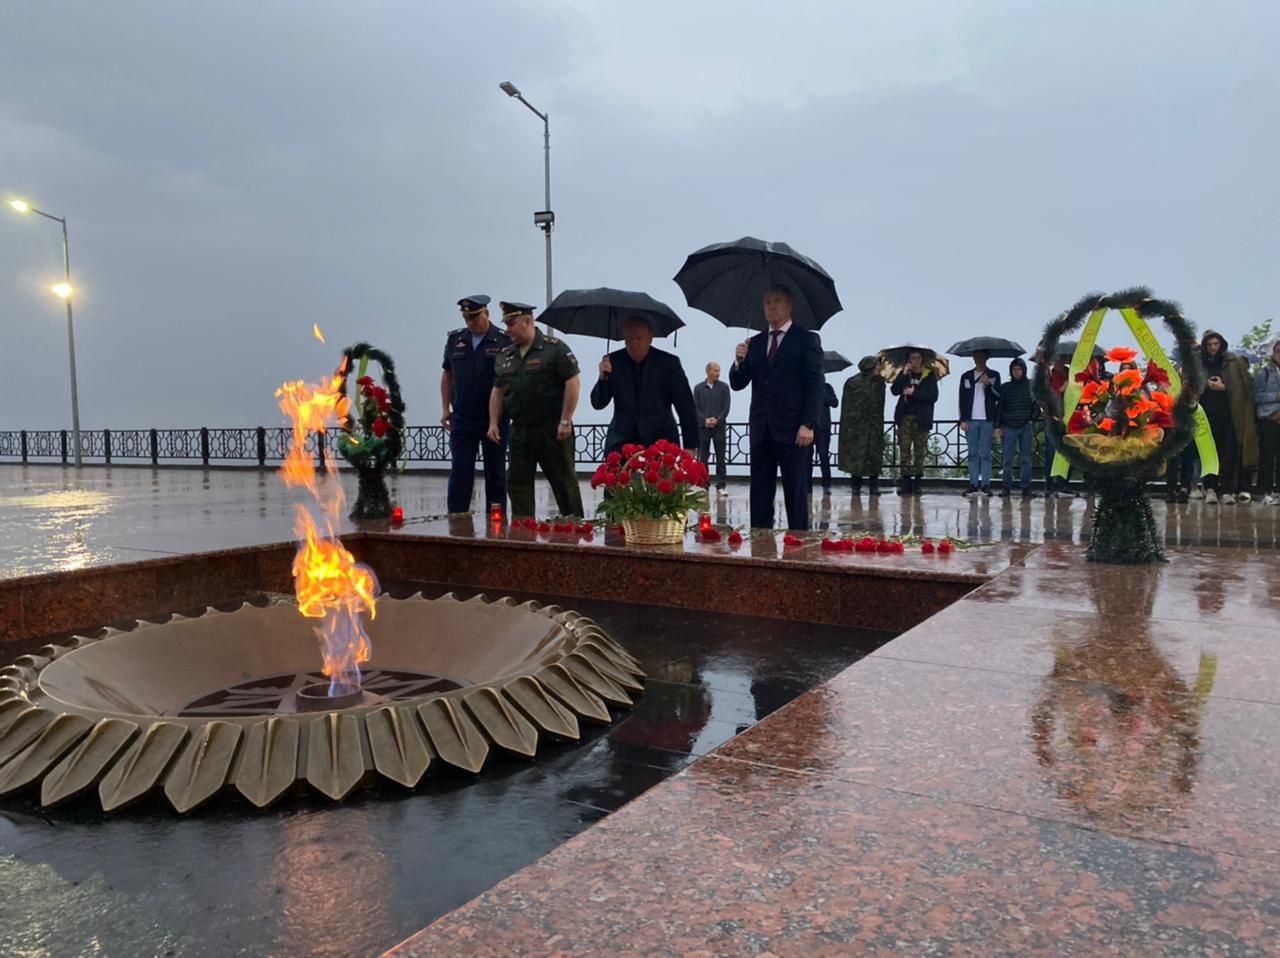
top-left (8, 199), bottom-right (31, 213)
top-left (52, 282), bottom-right (73, 300)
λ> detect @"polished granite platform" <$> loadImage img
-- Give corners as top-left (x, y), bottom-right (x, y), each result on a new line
top-left (388, 544), bottom-right (1280, 957)
top-left (2, 465), bottom-right (1278, 956)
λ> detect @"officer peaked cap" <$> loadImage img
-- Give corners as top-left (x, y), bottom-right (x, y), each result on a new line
top-left (500, 301), bottom-right (536, 318)
top-left (457, 294), bottom-right (490, 312)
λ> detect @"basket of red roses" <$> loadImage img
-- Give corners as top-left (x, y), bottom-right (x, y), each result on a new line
top-left (590, 440), bottom-right (710, 545)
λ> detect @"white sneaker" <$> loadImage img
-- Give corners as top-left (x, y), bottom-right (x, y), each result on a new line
top-left (1189, 487), bottom-right (1205, 500)
top-left (1221, 493), bottom-right (1236, 505)
top-left (1238, 491), bottom-right (1252, 503)
top-left (1265, 494), bottom-right (1280, 506)
top-left (1204, 489), bottom-right (1219, 505)
top-left (717, 487), bottom-right (728, 497)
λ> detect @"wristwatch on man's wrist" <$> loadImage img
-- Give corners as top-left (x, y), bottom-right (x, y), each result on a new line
top-left (559, 419), bottom-right (572, 427)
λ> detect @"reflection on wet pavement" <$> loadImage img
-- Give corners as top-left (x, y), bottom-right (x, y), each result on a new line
top-left (2, 465), bottom-right (1277, 579)
top-left (0, 590), bottom-right (891, 958)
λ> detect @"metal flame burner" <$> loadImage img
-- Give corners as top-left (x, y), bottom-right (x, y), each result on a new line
top-left (0, 594), bottom-right (645, 814)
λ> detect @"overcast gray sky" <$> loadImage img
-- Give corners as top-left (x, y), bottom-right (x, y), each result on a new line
top-left (2, 0), bottom-right (1276, 429)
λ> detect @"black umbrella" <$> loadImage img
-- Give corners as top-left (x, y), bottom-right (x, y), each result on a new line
top-left (1053, 339), bottom-right (1106, 360)
top-left (541, 287), bottom-right (684, 342)
top-left (947, 336), bottom-right (1025, 358)
top-left (822, 350), bottom-right (852, 374)
top-left (673, 236), bottom-right (843, 331)
top-left (878, 343), bottom-right (938, 367)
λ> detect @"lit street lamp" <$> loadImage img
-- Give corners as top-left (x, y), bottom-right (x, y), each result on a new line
top-left (499, 81), bottom-right (555, 317)
top-left (7, 198), bottom-right (83, 467)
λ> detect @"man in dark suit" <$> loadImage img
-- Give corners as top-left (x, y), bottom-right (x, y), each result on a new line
top-left (589, 314), bottom-right (699, 456)
top-left (729, 285), bottom-right (824, 530)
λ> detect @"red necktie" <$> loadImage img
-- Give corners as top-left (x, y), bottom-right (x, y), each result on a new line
top-left (768, 329), bottom-right (782, 364)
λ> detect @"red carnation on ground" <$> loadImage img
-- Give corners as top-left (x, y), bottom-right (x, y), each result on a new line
top-left (938, 538), bottom-right (953, 554)
top-left (855, 536), bottom-right (876, 553)
top-left (783, 533), bottom-right (803, 546)
top-left (371, 417), bottom-right (390, 437)
top-left (728, 530), bottom-right (744, 545)
top-left (821, 538), bottom-right (840, 551)
top-left (701, 527), bottom-right (722, 542)
top-left (921, 539), bottom-right (935, 554)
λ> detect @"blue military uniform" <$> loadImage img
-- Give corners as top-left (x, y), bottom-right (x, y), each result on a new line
top-left (443, 295), bottom-right (511, 513)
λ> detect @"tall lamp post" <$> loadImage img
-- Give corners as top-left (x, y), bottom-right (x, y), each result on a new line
top-left (499, 81), bottom-right (555, 318)
top-left (7, 198), bottom-right (83, 467)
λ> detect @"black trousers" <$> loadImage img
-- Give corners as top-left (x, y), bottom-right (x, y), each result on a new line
top-left (1257, 418), bottom-right (1280, 494)
top-left (698, 426), bottom-right (728, 488)
top-left (750, 438), bottom-right (810, 531)
top-left (447, 423), bottom-right (507, 514)
top-left (812, 430), bottom-right (833, 490)
top-left (1203, 408), bottom-right (1239, 494)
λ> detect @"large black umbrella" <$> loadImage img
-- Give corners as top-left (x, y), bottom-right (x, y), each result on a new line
top-left (947, 336), bottom-right (1025, 358)
top-left (541, 287), bottom-right (684, 342)
top-left (673, 236), bottom-right (843, 331)
top-left (823, 350), bottom-right (852, 374)
top-left (878, 343), bottom-right (938, 367)
top-left (1053, 339), bottom-right (1106, 360)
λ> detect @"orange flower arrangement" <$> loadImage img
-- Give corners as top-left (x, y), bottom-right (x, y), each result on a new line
top-left (1067, 346), bottom-right (1175, 441)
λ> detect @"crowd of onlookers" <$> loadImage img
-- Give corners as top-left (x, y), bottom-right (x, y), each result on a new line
top-left (822, 334), bottom-right (1280, 506)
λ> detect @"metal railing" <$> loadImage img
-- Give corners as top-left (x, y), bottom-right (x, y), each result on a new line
top-left (0, 422), bottom-right (1058, 479)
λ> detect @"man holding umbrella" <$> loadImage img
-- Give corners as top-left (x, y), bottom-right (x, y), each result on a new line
top-left (729, 285), bottom-right (824, 531)
top-left (590, 314), bottom-right (699, 456)
top-left (952, 337), bottom-right (1022, 497)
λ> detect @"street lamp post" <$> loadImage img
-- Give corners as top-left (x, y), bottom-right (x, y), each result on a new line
top-left (499, 81), bottom-right (555, 318)
top-left (8, 199), bottom-right (83, 467)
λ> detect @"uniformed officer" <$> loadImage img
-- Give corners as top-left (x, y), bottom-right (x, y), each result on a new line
top-left (441, 295), bottom-right (511, 514)
top-left (487, 301), bottom-right (585, 518)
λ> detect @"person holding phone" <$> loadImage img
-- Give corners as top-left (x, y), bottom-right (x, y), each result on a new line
top-left (1198, 330), bottom-right (1258, 505)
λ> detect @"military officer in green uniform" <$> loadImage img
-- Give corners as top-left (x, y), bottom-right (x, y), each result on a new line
top-left (487, 301), bottom-right (585, 518)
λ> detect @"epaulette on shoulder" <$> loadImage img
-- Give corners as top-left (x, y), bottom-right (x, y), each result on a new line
top-left (448, 327), bottom-right (467, 336)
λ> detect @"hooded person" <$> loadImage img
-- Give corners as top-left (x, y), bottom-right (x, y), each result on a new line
top-left (837, 355), bottom-right (887, 496)
top-left (997, 357), bottom-right (1036, 498)
top-left (1199, 329), bottom-right (1258, 504)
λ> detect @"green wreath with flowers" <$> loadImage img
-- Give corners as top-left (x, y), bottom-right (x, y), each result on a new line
top-left (335, 343), bottom-right (406, 471)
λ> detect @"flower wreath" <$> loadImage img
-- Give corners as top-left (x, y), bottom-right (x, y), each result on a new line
top-left (1033, 287), bottom-right (1203, 481)
top-left (334, 342), bottom-right (406, 471)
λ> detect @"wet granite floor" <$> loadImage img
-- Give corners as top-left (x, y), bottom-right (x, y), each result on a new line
top-left (0, 589), bottom-right (891, 958)
top-left (1, 464), bottom-right (1277, 579)
top-left (390, 545), bottom-right (1280, 957)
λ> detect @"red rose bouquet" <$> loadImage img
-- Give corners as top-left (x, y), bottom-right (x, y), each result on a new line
top-left (591, 439), bottom-right (710, 524)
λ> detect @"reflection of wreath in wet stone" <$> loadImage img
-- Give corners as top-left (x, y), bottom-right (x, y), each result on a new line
top-left (0, 595), bottom-right (644, 814)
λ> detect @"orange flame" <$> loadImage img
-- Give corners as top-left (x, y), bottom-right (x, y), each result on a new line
top-left (275, 357), bottom-right (377, 694)
top-left (313, 324), bottom-right (326, 344)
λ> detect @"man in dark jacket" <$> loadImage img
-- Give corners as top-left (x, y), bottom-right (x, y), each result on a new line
top-left (812, 379), bottom-right (839, 496)
top-left (890, 350), bottom-right (939, 496)
top-left (729, 285), bottom-right (824, 530)
top-left (997, 357), bottom-right (1035, 499)
top-left (958, 350), bottom-right (1001, 496)
top-left (590, 315), bottom-right (699, 457)
top-left (694, 361), bottom-right (731, 495)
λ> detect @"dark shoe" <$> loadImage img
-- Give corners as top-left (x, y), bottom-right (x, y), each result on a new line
top-left (851, 477), bottom-right (863, 495)
top-left (822, 486), bottom-right (832, 496)
top-left (1176, 488), bottom-right (1189, 503)
top-left (868, 478), bottom-right (881, 497)
top-left (981, 486), bottom-right (994, 497)
top-left (1021, 489), bottom-right (1036, 501)
top-left (963, 485), bottom-right (978, 497)
top-left (897, 478), bottom-right (909, 496)
top-left (999, 488), bottom-right (1012, 499)
top-left (1165, 489), bottom-right (1178, 503)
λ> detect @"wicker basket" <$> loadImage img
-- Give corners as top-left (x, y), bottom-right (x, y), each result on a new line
top-left (621, 513), bottom-right (688, 545)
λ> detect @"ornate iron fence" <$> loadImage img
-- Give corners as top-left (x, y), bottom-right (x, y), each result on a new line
top-left (0, 422), bottom-right (1055, 479)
